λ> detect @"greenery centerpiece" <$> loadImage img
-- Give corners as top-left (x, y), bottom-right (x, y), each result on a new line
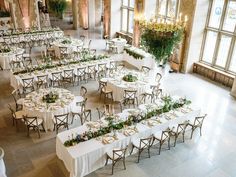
top-left (124, 47), bottom-right (145, 60)
top-left (122, 73), bottom-right (138, 82)
top-left (0, 48), bottom-right (11, 53)
top-left (42, 91), bottom-right (59, 103)
top-left (61, 39), bottom-right (72, 44)
top-left (63, 96), bottom-right (191, 147)
top-left (140, 18), bottom-right (185, 66)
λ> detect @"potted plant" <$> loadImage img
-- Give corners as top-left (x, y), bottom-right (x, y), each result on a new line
top-left (48, 0), bottom-right (67, 19)
top-left (140, 19), bottom-right (184, 67)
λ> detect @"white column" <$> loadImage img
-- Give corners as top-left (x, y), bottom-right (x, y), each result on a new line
top-left (72, 0), bottom-right (79, 29)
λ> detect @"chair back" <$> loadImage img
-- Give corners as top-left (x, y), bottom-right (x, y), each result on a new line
top-left (52, 71), bottom-right (62, 81)
top-left (63, 69), bottom-right (74, 78)
top-left (109, 61), bottom-right (117, 71)
top-left (141, 66), bottom-right (150, 75)
top-left (22, 77), bottom-right (34, 91)
top-left (80, 86), bottom-right (87, 97)
top-left (155, 73), bottom-right (162, 82)
top-left (112, 146), bottom-right (127, 160)
top-left (124, 89), bottom-right (137, 100)
top-left (193, 114), bottom-right (207, 127)
top-left (15, 54), bottom-right (23, 62)
top-left (8, 104), bottom-right (16, 119)
top-left (90, 49), bottom-right (96, 55)
top-left (87, 65), bottom-right (96, 73)
top-left (24, 116), bottom-right (39, 127)
top-left (37, 74), bottom-right (48, 88)
top-left (176, 121), bottom-right (189, 133)
top-left (80, 35), bottom-right (85, 42)
top-left (161, 129), bottom-right (170, 141)
top-left (77, 67), bottom-right (86, 76)
top-left (139, 136), bottom-right (153, 149)
top-left (81, 109), bottom-right (91, 124)
top-left (98, 63), bottom-right (106, 72)
top-left (54, 113), bottom-right (69, 126)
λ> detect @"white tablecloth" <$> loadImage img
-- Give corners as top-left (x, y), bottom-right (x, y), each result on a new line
top-left (10, 58), bottom-right (113, 91)
top-left (0, 148), bottom-right (6, 177)
top-left (0, 48), bottom-right (25, 70)
top-left (56, 106), bottom-right (200, 177)
top-left (52, 38), bottom-right (83, 58)
top-left (104, 69), bottom-right (151, 101)
top-left (111, 38), bottom-right (127, 54)
top-left (123, 51), bottom-right (156, 70)
top-left (23, 88), bottom-right (75, 131)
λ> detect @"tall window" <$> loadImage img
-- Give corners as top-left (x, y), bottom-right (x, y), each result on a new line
top-left (121, 0), bottom-right (134, 34)
top-left (200, 0), bottom-right (236, 74)
top-left (156, 0), bottom-right (180, 20)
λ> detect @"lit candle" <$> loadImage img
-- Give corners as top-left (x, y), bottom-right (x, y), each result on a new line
top-left (184, 15), bottom-right (188, 22)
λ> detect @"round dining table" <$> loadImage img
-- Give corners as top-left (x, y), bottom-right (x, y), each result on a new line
top-left (104, 69), bottom-right (151, 101)
top-left (52, 37), bottom-right (83, 58)
top-left (0, 47), bottom-right (25, 69)
top-left (22, 88), bottom-right (75, 131)
top-left (111, 38), bottom-right (127, 54)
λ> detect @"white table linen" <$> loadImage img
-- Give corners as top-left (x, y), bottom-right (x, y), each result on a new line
top-left (23, 88), bottom-right (75, 131)
top-left (56, 104), bottom-right (200, 177)
top-left (0, 48), bottom-right (25, 70)
top-left (104, 69), bottom-right (151, 101)
top-left (52, 38), bottom-right (83, 58)
top-left (111, 38), bottom-right (127, 54)
top-left (0, 148), bottom-right (6, 177)
top-left (123, 47), bottom-right (156, 70)
top-left (10, 58), bottom-right (113, 91)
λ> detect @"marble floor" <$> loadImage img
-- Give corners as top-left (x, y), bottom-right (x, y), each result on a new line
top-left (1, 29), bottom-right (236, 177)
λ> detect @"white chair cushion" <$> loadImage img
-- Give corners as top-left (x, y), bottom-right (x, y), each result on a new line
top-left (132, 138), bottom-right (149, 149)
top-left (71, 105), bottom-right (82, 114)
top-left (153, 131), bottom-right (163, 140)
top-left (107, 148), bottom-right (123, 160)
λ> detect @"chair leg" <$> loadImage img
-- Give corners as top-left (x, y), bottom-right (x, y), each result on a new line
top-left (190, 129), bottom-right (194, 139)
top-left (158, 141), bottom-right (162, 155)
top-left (174, 135), bottom-right (177, 147)
top-left (183, 131), bottom-right (185, 143)
top-left (137, 150), bottom-right (141, 163)
top-left (111, 161), bottom-right (114, 175)
top-left (200, 126), bottom-right (202, 136)
top-left (105, 156), bottom-right (108, 166)
top-left (130, 145), bottom-right (134, 155)
top-left (148, 147), bottom-right (150, 158)
top-left (123, 157), bottom-right (126, 170)
top-left (168, 138), bottom-right (170, 150)
top-left (37, 127), bottom-right (41, 138)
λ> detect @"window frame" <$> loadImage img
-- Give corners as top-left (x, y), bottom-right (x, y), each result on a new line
top-left (200, 0), bottom-right (236, 75)
top-left (121, 0), bottom-right (135, 35)
top-left (156, 0), bottom-right (181, 21)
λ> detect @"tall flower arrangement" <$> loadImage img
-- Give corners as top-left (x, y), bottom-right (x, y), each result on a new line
top-left (139, 17), bottom-right (186, 65)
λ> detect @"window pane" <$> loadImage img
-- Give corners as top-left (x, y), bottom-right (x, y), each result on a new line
top-left (122, 0), bottom-right (128, 6)
top-left (168, 0), bottom-right (177, 18)
top-left (208, 0), bottom-right (224, 28)
top-left (130, 0), bottom-right (135, 8)
top-left (122, 9), bottom-right (128, 31)
top-left (215, 35), bottom-right (232, 67)
top-left (202, 31), bottom-right (218, 63)
top-left (128, 11), bottom-right (134, 33)
top-left (159, 0), bottom-right (167, 16)
top-left (223, 1), bottom-right (236, 32)
top-left (229, 43), bottom-right (236, 72)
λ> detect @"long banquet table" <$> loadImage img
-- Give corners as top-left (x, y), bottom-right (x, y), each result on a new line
top-left (56, 104), bottom-right (200, 177)
top-left (10, 58), bottom-right (113, 91)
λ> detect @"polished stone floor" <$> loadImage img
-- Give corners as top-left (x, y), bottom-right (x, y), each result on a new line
top-left (0, 29), bottom-right (236, 177)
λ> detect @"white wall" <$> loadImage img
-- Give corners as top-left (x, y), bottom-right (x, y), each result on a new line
top-left (185, 0), bottom-right (209, 72)
top-left (110, 0), bottom-right (122, 38)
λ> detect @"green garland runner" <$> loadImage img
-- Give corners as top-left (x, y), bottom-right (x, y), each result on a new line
top-left (124, 48), bottom-right (145, 60)
top-left (64, 96), bottom-right (191, 147)
top-left (13, 54), bottom-right (108, 75)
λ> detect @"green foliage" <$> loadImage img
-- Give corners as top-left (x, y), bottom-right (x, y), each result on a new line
top-left (64, 97), bottom-right (191, 147)
top-left (141, 28), bottom-right (184, 65)
top-left (122, 74), bottom-right (138, 82)
top-left (48, 0), bottom-right (67, 18)
top-left (0, 10), bottom-right (10, 17)
top-left (124, 48), bottom-right (144, 60)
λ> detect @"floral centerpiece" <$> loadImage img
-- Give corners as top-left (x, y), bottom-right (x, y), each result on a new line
top-left (0, 48), bottom-right (11, 53)
top-left (63, 96), bottom-right (191, 147)
top-left (42, 91), bottom-right (59, 103)
top-left (122, 73), bottom-right (138, 82)
top-left (61, 39), bottom-right (72, 44)
top-left (139, 18), bottom-right (185, 66)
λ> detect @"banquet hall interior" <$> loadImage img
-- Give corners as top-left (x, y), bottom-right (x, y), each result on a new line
top-left (0, 0), bottom-right (236, 177)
